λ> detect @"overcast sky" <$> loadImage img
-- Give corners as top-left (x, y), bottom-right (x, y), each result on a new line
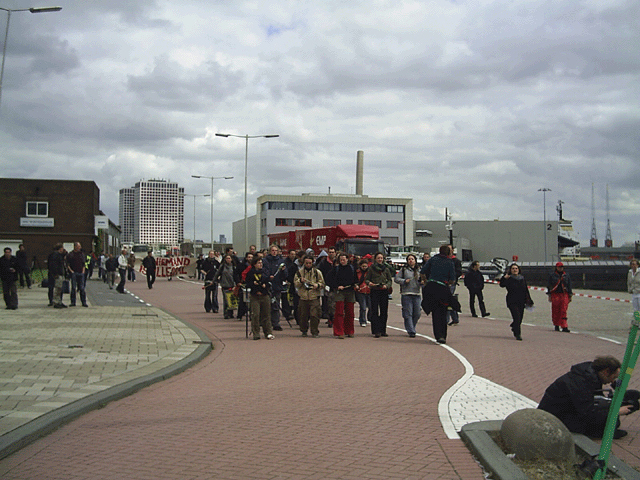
top-left (1, 0), bottom-right (638, 248)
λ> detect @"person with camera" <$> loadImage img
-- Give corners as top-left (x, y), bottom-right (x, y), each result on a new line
top-left (294, 255), bottom-right (325, 338)
top-left (538, 355), bottom-right (639, 439)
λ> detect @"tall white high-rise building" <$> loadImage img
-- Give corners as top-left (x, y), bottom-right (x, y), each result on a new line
top-left (119, 187), bottom-right (135, 244)
top-left (119, 179), bottom-right (184, 245)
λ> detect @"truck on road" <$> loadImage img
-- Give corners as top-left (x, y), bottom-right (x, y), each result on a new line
top-left (269, 225), bottom-right (385, 257)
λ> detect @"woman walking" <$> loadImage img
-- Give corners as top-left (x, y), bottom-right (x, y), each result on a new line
top-left (366, 252), bottom-right (392, 338)
top-left (246, 257), bottom-right (274, 340)
top-left (499, 263), bottom-right (533, 341)
top-left (330, 253), bottom-right (358, 338)
top-left (395, 254), bottom-right (422, 337)
top-left (215, 254), bottom-right (240, 319)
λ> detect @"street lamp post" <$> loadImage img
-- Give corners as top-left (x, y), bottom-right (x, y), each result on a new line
top-left (181, 193), bottom-right (209, 251)
top-left (0, 6), bottom-right (62, 110)
top-left (191, 175), bottom-right (233, 249)
top-left (215, 133), bottom-right (279, 253)
top-left (538, 187), bottom-right (551, 263)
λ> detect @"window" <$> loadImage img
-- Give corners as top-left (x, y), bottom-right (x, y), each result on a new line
top-left (269, 202), bottom-right (293, 210)
top-left (346, 219), bottom-right (353, 225)
top-left (342, 203), bottom-right (363, 212)
top-left (275, 218), bottom-right (312, 227)
top-left (358, 220), bottom-right (382, 227)
top-left (293, 202), bottom-right (316, 211)
top-left (26, 201), bottom-right (48, 217)
top-left (364, 204), bottom-right (385, 212)
top-left (386, 205), bottom-right (404, 213)
top-left (323, 219), bottom-right (341, 227)
top-left (387, 221), bottom-right (400, 229)
top-left (318, 203), bottom-right (340, 211)
top-left (381, 236), bottom-right (399, 245)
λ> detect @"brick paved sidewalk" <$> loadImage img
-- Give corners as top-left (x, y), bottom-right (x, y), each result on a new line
top-left (0, 283), bottom-right (210, 459)
top-left (1, 278), bottom-right (639, 479)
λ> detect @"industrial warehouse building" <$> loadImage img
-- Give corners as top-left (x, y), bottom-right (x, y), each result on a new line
top-left (414, 219), bottom-right (558, 263)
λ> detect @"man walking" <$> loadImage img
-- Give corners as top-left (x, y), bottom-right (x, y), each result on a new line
top-left (48, 243), bottom-right (67, 308)
top-left (464, 261), bottom-right (490, 318)
top-left (142, 250), bottom-right (156, 289)
top-left (294, 255), bottom-right (325, 337)
top-left (67, 242), bottom-right (88, 307)
top-left (262, 245), bottom-right (288, 331)
top-left (16, 244), bottom-right (31, 289)
top-left (116, 248), bottom-right (128, 293)
top-left (0, 247), bottom-right (19, 309)
top-left (547, 262), bottom-right (572, 332)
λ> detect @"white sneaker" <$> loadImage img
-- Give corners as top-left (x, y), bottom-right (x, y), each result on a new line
top-left (266, 334), bottom-right (275, 340)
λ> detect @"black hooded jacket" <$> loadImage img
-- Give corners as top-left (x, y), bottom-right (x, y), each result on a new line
top-left (537, 361), bottom-right (608, 435)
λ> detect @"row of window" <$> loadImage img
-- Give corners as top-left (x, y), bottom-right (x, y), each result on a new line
top-left (263, 202), bottom-right (404, 213)
top-left (275, 218), bottom-right (312, 227)
top-left (271, 218), bottom-right (401, 229)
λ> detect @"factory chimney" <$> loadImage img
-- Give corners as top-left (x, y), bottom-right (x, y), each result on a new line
top-left (356, 150), bottom-right (364, 195)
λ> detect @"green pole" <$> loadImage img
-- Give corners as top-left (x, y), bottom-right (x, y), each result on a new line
top-left (593, 311), bottom-right (640, 479)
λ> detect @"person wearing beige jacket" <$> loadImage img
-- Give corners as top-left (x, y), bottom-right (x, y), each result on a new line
top-left (294, 255), bottom-right (325, 338)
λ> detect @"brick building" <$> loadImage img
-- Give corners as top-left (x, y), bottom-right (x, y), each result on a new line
top-left (0, 178), bottom-right (113, 270)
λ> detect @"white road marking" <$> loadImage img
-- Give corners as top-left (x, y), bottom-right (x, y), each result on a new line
top-left (388, 325), bottom-right (538, 439)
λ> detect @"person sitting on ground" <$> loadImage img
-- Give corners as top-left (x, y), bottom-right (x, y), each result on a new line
top-left (538, 355), bottom-right (639, 439)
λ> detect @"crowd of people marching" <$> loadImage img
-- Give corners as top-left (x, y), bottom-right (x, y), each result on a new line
top-left (195, 243), bottom-right (481, 343)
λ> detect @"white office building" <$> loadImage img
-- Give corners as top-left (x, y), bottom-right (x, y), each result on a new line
top-left (119, 179), bottom-right (184, 246)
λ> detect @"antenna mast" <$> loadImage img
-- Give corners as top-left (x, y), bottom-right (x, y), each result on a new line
top-left (605, 184), bottom-right (613, 247)
top-left (590, 183), bottom-right (598, 247)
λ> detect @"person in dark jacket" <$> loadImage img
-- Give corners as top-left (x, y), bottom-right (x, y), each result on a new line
top-left (446, 253), bottom-right (463, 326)
top-left (547, 262), bottom-right (573, 332)
top-left (246, 257), bottom-right (274, 340)
top-left (47, 243), bottom-right (67, 308)
top-left (262, 245), bottom-right (287, 331)
top-left (463, 261), bottom-right (490, 318)
top-left (538, 356), bottom-right (637, 439)
top-left (0, 247), bottom-right (19, 309)
top-left (365, 252), bottom-right (393, 338)
top-left (420, 245), bottom-right (457, 344)
top-left (499, 263), bottom-right (532, 341)
top-left (328, 253), bottom-right (358, 338)
top-left (142, 251), bottom-right (156, 289)
top-left (16, 244), bottom-right (31, 288)
top-left (202, 251), bottom-right (221, 313)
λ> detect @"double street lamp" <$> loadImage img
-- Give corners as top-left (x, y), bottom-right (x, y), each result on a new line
top-left (0, 5), bottom-right (62, 110)
top-left (191, 175), bottom-right (233, 248)
top-left (181, 193), bottom-right (209, 248)
top-left (215, 133), bottom-right (279, 253)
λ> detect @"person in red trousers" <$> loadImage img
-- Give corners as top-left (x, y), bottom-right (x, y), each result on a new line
top-left (547, 262), bottom-right (573, 333)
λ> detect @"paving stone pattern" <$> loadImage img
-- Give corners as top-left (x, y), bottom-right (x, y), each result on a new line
top-left (0, 277), bottom-right (639, 479)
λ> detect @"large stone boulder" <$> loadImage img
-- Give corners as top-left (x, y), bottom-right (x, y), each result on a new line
top-left (500, 408), bottom-right (575, 462)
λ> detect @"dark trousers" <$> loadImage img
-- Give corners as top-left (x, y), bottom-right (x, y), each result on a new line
top-left (70, 271), bottom-right (86, 306)
top-left (281, 289), bottom-right (293, 319)
top-left (18, 270), bottom-right (31, 288)
top-left (468, 290), bottom-right (487, 316)
top-left (117, 268), bottom-right (126, 292)
top-left (370, 289), bottom-right (389, 335)
top-left (204, 283), bottom-right (219, 312)
top-left (2, 279), bottom-right (18, 309)
top-left (431, 304), bottom-right (448, 340)
top-left (146, 270), bottom-right (156, 289)
top-left (507, 302), bottom-right (525, 336)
